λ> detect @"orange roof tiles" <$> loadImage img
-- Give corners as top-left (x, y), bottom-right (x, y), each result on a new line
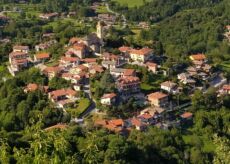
top-left (130, 47), bottom-right (152, 56)
top-left (180, 112), bottom-right (193, 119)
top-left (223, 85), bottom-right (230, 90)
top-left (60, 56), bottom-right (79, 62)
top-left (123, 69), bottom-right (135, 76)
top-left (25, 83), bottom-right (39, 92)
top-left (109, 119), bottom-right (124, 126)
top-left (190, 54), bottom-right (206, 61)
top-left (50, 89), bottom-right (76, 99)
top-left (146, 62), bottom-right (157, 67)
top-left (13, 45), bottom-right (29, 50)
top-left (101, 93), bottom-right (116, 99)
top-left (148, 92), bottom-right (168, 100)
top-left (35, 53), bottom-right (50, 59)
top-left (119, 46), bottom-right (132, 52)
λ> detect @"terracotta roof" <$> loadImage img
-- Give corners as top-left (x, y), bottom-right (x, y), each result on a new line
top-left (130, 118), bottom-right (143, 127)
top-left (13, 58), bottom-right (28, 64)
top-left (123, 69), bottom-right (135, 76)
top-left (49, 89), bottom-right (76, 99)
top-left (25, 83), bottom-right (38, 92)
top-left (117, 76), bottom-right (140, 84)
top-left (180, 112), bottom-right (193, 119)
top-left (119, 46), bottom-right (132, 52)
top-left (72, 43), bottom-right (86, 51)
top-left (190, 54), bottom-right (206, 61)
top-left (148, 92), bottom-right (168, 100)
top-left (82, 58), bottom-right (97, 63)
top-left (101, 93), bottom-right (116, 99)
top-left (90, 65), bottom-right (104, 73)
top-left (130, 47), bottom-right (152, 56)
top-left (44, 66), bottom-right (61, 73)
top-left (13, 45), bottom-right (29, 50)
top-left (69, 37), bottom-right (81, 44)
top-left (139, 113), bottom-right (153, 119)
top-left (35, 53), bottom-right (50, 59)
top-left (161, 81), bottom-right (177, 88)
top-left (146, 62), bottom-right (157, 67)
top-left (60, 56), bottom-right (79, 62)
top-left (9, 52), bottom-right (28, 58)
top-left (223, 85), bottom-right (230, 90)
top-left (109, 119), bottom-right (124, 126)
top-left (75, 64), bottom-right (88, 71)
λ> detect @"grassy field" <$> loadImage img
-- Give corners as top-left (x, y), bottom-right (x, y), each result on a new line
top-left (112, 0), bottom-right (152, 8)
top-left (67, 98), bottom-right (91, 117)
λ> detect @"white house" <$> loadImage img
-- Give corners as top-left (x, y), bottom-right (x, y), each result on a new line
top-left (101, 93), bottom-right (116, 106)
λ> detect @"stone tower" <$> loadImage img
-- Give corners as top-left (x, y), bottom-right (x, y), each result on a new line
top-left (96, 21), bottom-right (104, 40)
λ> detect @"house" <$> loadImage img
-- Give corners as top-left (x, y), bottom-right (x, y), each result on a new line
top-left (189, 54), bottom-right (207, 65)
top-left (147, 92), bottom-right (168, 108)
top-left (95, 119), bottom-right (125, 133)
top-left (81, 58), bottom-right (97, 67)
top-left (100, 93), bottom-right (116, 105)
top-left (138, 113), bottom-right (155, 125)
top-left (13, 45), bottom-right (29, 53)
top-left (138, 21), bottom-right (150, 29)
top-left (123, 69), bottom-right (136, 77)
top-left (68, 43), bottom-right (88, 58)
top-left (24, 83), bottom-right (39, 93)
top-left (128, 118), bottom-right (147, 131)
top-left (146, 62), bottom-right (158, 73)
top-left (8, 51), bottom-right (29, 75)
top-left (89, 65), bottom-right (104, 75)
top-left (180, 112), bottom-right (193, 120)
top-left (222, 85), bottom-right (230, 94)
top-left (35, 40), bottom-right (57, 51)
top-left (140, 106), bottom-right (165, 117)
top-left (101, 53), bottom-right (126, 69)
top-left (69, 64), bottom-right (88, 74)
top-left (61, 73), bottom-right (85, 84)
top-left (43, 66), bottom-right (62, 79)
top-left (48, 88), bottom-right (77, 103)
top-left (178, 73), bottom-right (194, 84)
top-left (160, 81), bottom-right (178, 93)
top-left (117, 76), bottom-right (140, 97)
top-left (34, 53), bottom-right (50, 63)
top-left (129, 48), bottom-right (153, 63)
top-left (39, 13), bottom-right (59, 20)
top-left (59, 56), bottom-right (80, 68)
top-left (119, 46), bottom-right (132, 58)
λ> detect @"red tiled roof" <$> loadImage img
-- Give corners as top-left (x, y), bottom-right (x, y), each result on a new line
top-left (82, 58), bottom-right (97, 63)
top-left (13, 45), bottom-right (29, 50)
top-left (44, 66), bottom-right (61, 73)
top-left (161, 81), bottom-right (177, 88)
top-left (123, 69), bottom-right (135, 76)
top-left (180, 112), bottom-right (193, 119)
top-left (109, 119), bottom-right (124, 126)
top-left (101, 93), bottom-right (116, 99)
top-left (25, 83), bottom-right (38, 92)
top-left (9, 52), bottom-right (28, 58)
top-left (146, 62), bottom-right (157, 67)
top-left (60, 56), bottom-right (79, 62)
top-left (223, 85), bottom-right (230, 90)
top-left (69, 37), bottom-right (81, 44)
top-left (118, 76), bottom-right (140, 84)
top-left (50, 89), bottom-right (76, 99)
top-left (72, 43), bottom-right (86, 51)
top-left (131, 118), bottom-right (142, 127)
top-left (130, 48), bottom-right (152, 56)
top-left (190, 54), bottom-right (206, 60)
top-left (148, 92), bottom-right (168, 100)
top-left (35, 53), bottom-right (50, 59)
top-left (139, 113), bottom-right (153, 119)
top-left (119, 46), bottom-right (132, 52)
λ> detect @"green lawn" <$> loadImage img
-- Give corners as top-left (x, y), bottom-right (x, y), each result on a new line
top-left (112, 0), bottom-right (152, 8)
top-left (67, 98), bottom-right (91, 117)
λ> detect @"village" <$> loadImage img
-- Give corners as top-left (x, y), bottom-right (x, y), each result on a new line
top-left (6, 13), bottom-right (230, 134)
